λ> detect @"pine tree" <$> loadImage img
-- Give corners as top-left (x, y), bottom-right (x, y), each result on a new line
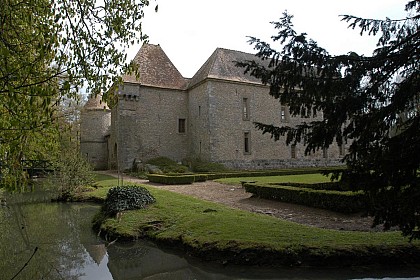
top-left (238, 1), bottom-right (419, 239)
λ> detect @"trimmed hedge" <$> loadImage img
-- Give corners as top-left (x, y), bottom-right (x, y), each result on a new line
top-left (194, 174), bottom-right (208, 182)
top-left (271, 182), bottom-right (345, 191)
top-left (205, 167), bottom-right (345, 180)
top-left (147, 167), bottom-right (345, 185)
top-left (244, 183), bottom-right (365, 213)
top-left (148, 174), bottom-right (195, 184)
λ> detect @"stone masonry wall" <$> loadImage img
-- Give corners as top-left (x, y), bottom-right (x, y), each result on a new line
top-left (188, 82), bottom-right (211, 161)
top-left (106, 80), bottom-right (348, 171)
top-left (80, 109), bottom-right (111, 170)
top-left (112, 83), bottom-right (189, 170)
top-left (197, 79), bottom-right (346, 169)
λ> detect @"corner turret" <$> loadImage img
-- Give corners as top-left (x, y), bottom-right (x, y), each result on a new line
top-left (80, 94), bottom-right (111, 170)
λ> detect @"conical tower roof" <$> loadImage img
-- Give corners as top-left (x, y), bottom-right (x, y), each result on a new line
top-left (122, 44), bottom-right (187, 90)
top-left (83, 94), bottom-right (109, 111)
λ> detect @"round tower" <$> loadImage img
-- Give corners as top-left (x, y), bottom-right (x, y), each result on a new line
top-left (80, 94), bottom-right (111, 170)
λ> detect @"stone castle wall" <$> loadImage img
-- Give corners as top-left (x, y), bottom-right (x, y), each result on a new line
top-left (189, 79), bottom-right (346, 166)
top-left (110, 83), bottom-right (189, 170)
top-left (188, 82), bottom-right (211, 161)
top-left (90, 79), bottom-right (347, 171)
top-left (80, 109), bottom-right (111, 170)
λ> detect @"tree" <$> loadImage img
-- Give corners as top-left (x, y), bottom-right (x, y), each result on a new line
top-left (237, 1), bottom-right (419, 239)
top-left (0, 0), bottom-right (155, 189)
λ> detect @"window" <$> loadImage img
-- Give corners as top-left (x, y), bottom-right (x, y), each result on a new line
top-left (244, 132), bottom-right (250, 154)
top-left (178, 118), bottom-right (186, 133)
top-left (291, 144), bottom-right (296, 159)
top-left (242, 98), bottom-right (250, 120)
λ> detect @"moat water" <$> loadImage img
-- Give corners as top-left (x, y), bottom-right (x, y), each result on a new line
top-left (0, 191), bottom-right (419, 280)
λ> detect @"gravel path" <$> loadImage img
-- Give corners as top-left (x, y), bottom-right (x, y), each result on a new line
top-left (102, 171), bottom-right (379, 232)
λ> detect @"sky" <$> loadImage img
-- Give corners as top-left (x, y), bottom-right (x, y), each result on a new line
top-left (129, 0), bottom-right (409, 78)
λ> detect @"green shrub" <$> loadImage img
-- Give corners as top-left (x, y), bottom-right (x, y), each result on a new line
top-left (146, 157), bottom-right (189, 173)
top-left (103, 185), bottom-right (156, 216)
top-left (187, 158), bottom-right (228, 172)
top-left (146, 156), bottom-right (176, 167)
top-left (244, 183), bottom-right (365, 213)
top-left (194, 174), bottom-right (208, 182)
top-left (147, 174), bottom-right (195, 184)
top-left (147, 174), bottom-right (209, 184)
top-left (44, 151), bottom-right (94, 200)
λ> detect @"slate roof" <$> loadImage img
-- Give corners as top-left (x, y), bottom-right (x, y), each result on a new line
top-left (188, 48), bottom-right (264, 89)
top-left (122, 44), bottom-right (188, 90)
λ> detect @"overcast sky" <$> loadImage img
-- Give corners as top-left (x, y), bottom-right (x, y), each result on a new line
top-left (130, 0), bottom-right (408, 78)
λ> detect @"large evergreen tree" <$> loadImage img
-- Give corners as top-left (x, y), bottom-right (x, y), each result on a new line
top-left (238, 1), bottom-right (419, 239)
top-left (0, 0), bottom-right (155, 189)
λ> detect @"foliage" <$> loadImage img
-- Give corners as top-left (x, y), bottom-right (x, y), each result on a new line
top-left (103, 185), bottom-right (155, 216)
top-left (0, 0), bottom-right (154, 189)
top-left (186, 158), bottom-right (228, 173)
top-left (237, 2), bottom-right (419, 239)
top-left (244, 183), bottom-right (365, 213)
top-left (146, 157), bottom-right (189, 173)
top-left (47, 151), bottom-right (94, 200)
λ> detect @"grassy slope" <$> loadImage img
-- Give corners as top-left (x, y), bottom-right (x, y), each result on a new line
top-left (87, 174), bottom-right (420, 266)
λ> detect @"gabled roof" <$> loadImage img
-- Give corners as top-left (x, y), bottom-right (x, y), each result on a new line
top-left (122, 44), bottom-right (188, 90)
top-left (188, 48), bottom-right (263, 89)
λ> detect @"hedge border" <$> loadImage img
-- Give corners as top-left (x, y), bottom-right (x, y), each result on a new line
top-left (270, 182), bottom-right (345, 191)
top-left (147, 167), bottom-right (345, 185)
top-left (147, 174), bottom-right (209, 185)
top-left (244, 183), bottom-right (365, 213)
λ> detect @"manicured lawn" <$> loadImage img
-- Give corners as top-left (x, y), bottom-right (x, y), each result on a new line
top-left (215, 173), bottom-right (336, 185)
top-left (86, 175), bottom-right (419, 266)
top-left (75, 174), bottom-right (117, 200)
top-left (93, 173), bottom-right (119, 186)
top-left (109, 187), bottom-right (410, 248)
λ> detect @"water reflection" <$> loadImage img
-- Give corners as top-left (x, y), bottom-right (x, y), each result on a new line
top-left (107, 240), bottom-right (420, 280)
top-left (0, 196), bottom-right (107, 279)
top-left (0, 192), bottom-right (419, 280)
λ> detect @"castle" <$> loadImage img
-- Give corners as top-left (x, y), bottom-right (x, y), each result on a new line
top-left (80, 44), bottom-right (345, 171)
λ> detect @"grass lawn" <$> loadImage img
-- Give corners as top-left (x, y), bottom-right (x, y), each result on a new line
top-left (85, 174), bottom-right (420, 266)
top-left (215, 173), bottom-right (336, 185)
